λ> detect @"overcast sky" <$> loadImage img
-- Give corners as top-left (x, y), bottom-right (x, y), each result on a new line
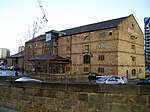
top-left (0, 0), bottom-right (149, 55)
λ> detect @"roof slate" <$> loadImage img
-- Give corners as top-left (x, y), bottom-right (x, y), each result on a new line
top-left (26, 34), bottom-right (46, 43)
top-left (9, 51), bottom-right (25, 58)
top-left (26, 15), bottom-right (128, 42)
top-left (60, 16), bottom-right (127, 36)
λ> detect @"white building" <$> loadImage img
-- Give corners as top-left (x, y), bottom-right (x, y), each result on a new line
top-left (0, 48), bottom-right (10, 58)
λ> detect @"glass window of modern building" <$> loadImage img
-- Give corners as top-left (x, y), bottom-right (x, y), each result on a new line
top-left (144, 17), bottom-right (150, 70)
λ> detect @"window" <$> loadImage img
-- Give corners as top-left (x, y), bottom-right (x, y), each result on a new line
top-left (84, 67), bottom-right (90, 72)
top-left (108, 31), bottom-right (113, 35)
top-left (66, 67), bottom-right (70, 72)
top-left (131, 23), bottom-right (134, 29)
top-left (98, 67), bottom-right (105, 73)
top-left (132, 56), bottom-right (136, 62)
top-left (99, 55), bottom-right (105, 60)
top-left (99, 42), bottom-right (105, 48)
top-left (126, 70), bottom-right (129, 76)
top-left (29, 44), bottom-right (32, 48)
top-left (130, 35), bottom-right (137, 40)
top-left (139, 68), bottom-right (142, 73)
top-left (83, 55), bottom-right (90, 64)
top-left (131, 45), bottom-right (135, 49)
top-left (132, 69), bottom-right (136, 76)
top-left (99, 32), bottom-right (106, 38)
top-left (84, 36), bottom-right (91, 40)
top-left (84, 45), bottom-right (90, 53)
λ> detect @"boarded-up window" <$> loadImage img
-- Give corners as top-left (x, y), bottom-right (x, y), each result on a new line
top-left (99, 32), bottom-right (106, 38)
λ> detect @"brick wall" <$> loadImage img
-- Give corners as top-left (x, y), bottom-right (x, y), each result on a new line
top-left (0, 81), bottom-right (149, 112)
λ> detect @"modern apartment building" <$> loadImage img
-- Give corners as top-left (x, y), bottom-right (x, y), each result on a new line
top-left (144, 17), bottom-right (150, 70)
top-left (25, 14), bottom-right (145, 79)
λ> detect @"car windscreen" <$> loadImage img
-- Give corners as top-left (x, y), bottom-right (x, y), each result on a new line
top-left (98, 77), bottom-right (108, 81)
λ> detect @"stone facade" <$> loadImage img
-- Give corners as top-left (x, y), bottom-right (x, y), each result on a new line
top-left (7, 51), bottom-right (25, 69)
top-left (23, 14), bottom-right (145, 79)
top-left (58, 14), bottom-right (145, 79)
top-left (117, 15), bottom-right (145, 79)
top-left (0, 81), bottom-right (149, 112)
top-left (24, 35), bottom-right (46, 72)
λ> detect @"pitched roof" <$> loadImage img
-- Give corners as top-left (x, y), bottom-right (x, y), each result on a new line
top-left (60, 16), bottom-right (128, 36)
top-left (9, 51), bottom-right (25, 58)
top-left (25, 15), bottom-right (128, 42)
top-left (26, 34), bottom-right (46, 43)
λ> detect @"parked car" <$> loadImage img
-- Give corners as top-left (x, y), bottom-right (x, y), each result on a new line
top-left (15, 77), bottom-right (42, 82)
top-left (96, 77), bottom-right (120, 84)
top-left (9, 66), bottom-right (21, 71)
top-left (111, 76), bottom-right (128, 84)
top-left (85, 72), bottom-right (97, 81)
top-left (0, 65), bottom-right (7, 70)
top-left (136, 79), bottom-right (150, 85)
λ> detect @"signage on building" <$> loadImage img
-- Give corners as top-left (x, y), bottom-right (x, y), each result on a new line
top-left (128, 28), bottom-right (138, 35)
top-left (46, 33), bottom-right (52, 41)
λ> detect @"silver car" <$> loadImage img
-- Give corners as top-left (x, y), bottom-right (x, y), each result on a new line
top-left (15, 77), bottom-right (42, 82)
top-left (96, 77), bottom-right (120, 84)
top-left (111, 76), bottom-right (128, 84)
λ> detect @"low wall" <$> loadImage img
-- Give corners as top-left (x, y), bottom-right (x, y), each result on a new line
top-left (0, 75), bottom-right (88, 83)
top-left (0, 81), bottom-right (150, 112)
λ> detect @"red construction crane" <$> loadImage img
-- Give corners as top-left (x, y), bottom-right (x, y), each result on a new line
top-left (38, 0), bottom-right (48, 23)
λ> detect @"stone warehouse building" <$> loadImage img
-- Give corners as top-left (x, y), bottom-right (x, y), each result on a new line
top-left (25, 14), bottom-right (145, 79)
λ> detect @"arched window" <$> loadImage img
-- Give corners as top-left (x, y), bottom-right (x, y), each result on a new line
top-left (132, 69), bottom-right (136, 76)
top-left (83, 55), bottom-right (91, 64)
top-left (84, 36), bottom-right (91, 40)
top-left (131, 45), bottom-right (135, 49)
top-left (131, 35), bottom-right (135, 40)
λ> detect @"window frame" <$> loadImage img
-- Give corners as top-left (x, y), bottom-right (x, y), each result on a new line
top-left (99, 42), bottom-right (105, 48)
top-left (108, 31), bottom-right (113, 36)
top-left (98, 67), bottom-right (105, 73)
top-left (99, 32), bottom-right (106, 38)
top-left (84, 45), bottom-right (90, 53)
top-left (83, 55), bottom-right (91, 64)
top-left (98, 55), bottom-right (105, 61)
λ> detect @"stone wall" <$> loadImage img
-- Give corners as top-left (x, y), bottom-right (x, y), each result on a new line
top-left (0, 81), bottom-right (150, 112)
top-left (0, 75), bottom-right (88, 83)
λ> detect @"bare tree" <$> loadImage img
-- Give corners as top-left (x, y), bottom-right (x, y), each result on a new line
top-left (18, 17), bottom-right (45, 47)
top-left (30, 18), bottom-right (46, 75)
top-left (18, 17), bottom-right (46, 75)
